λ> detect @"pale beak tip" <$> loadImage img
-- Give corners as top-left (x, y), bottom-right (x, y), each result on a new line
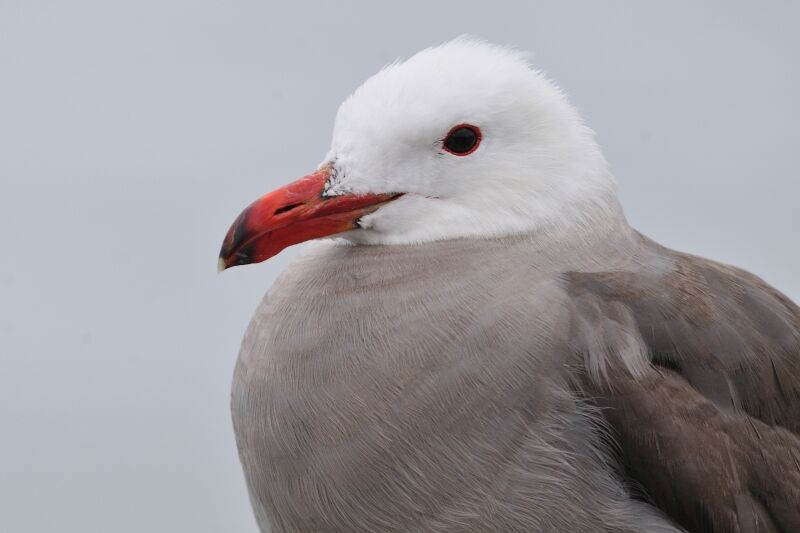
top-left (217, 256), bottom-right (228, 273)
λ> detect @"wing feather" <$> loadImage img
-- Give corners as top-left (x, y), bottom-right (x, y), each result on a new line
top-left (567, 236), bottom-right (800, 532)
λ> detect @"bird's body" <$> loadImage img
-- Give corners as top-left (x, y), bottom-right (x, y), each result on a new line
top-left (220, 39), bottom-right (800, 532)
top-left (233, 225), bottom-right (800, 532)
top-left (232, 220), bottom-right (640, 532)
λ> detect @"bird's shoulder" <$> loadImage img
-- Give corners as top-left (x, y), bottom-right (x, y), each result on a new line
top-left (564, 233), bottom-right (800, 428)
top-left (562, 233), bottom-right (800, 532)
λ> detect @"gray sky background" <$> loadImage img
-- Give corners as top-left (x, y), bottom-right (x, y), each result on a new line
top-left (1, 1), bottom-right (798, 532)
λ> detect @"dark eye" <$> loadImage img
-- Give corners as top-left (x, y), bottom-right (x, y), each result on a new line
top-left (443, 124), bottom-right (481, 156)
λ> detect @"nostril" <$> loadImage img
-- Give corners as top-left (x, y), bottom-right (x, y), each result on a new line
top-left (273, 203), bottom-right (303, 216)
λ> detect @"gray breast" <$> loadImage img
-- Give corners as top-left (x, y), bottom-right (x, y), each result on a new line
top-left (231, 233), bottom-right (681, 532)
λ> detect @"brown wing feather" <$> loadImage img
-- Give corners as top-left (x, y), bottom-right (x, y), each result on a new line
top-left (567, 235), bottom-right (800, 532)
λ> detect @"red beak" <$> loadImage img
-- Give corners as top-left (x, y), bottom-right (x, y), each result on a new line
top-left (218, 168), bottom-right (400, 270)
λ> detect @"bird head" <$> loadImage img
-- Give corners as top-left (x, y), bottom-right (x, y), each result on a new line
top-left (219, 38), bottom-right (620, 270)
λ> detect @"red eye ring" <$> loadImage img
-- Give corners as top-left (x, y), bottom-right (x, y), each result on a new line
top-left (442, 124), bottom-right (482, 156)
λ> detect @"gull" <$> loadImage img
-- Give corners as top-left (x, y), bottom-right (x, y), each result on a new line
top-left (219, 38), bottom-right (800, 532)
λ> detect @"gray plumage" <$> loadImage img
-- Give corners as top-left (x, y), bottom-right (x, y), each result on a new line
top-left (231, 221), bottom-right (800, 532)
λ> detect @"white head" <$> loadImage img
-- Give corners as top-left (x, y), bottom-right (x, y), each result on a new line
top-left (324, 37), bottom-right (623, 246)
top-left (219, 38), bottom-right (626, 269)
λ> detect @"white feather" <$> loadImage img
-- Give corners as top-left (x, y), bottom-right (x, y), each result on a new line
top-left (321, 37), bottom-right (625, 246)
